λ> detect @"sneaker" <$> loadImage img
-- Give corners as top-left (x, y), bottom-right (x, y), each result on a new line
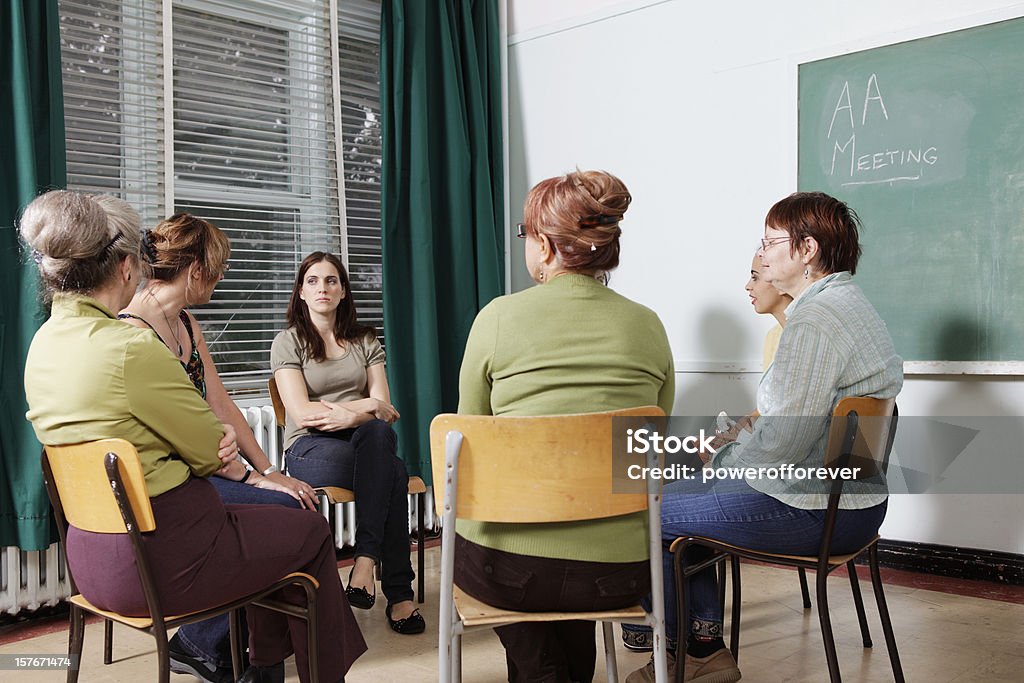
top-left (168, 633), bottom-right (235, 683)
top-left (621, 625), bottom-right (654, 652)
top-left (625, 648), bottom-right (741, 683)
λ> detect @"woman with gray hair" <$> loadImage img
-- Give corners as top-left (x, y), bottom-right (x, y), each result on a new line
top-left (21, 190), bottom-right (365, 683)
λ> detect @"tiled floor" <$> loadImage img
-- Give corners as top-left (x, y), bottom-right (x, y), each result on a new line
top-left (1, 546), bottom-right (1022, 682)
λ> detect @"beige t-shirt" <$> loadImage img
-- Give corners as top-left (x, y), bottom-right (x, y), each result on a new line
top-left (762, 323), bottom-right (784, 372)
top-left (270, 327), bottom-right (385, 449)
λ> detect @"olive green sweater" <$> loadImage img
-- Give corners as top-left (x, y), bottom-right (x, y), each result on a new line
top-left (457, 274), bottom-right (674, 563)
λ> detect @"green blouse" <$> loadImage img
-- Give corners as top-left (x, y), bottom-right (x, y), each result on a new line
top-left (24, 294), bottom-right (224, 497)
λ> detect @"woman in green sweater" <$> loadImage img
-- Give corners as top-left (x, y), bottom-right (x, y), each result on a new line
top-left (456, 169), bottom-right (675, 682)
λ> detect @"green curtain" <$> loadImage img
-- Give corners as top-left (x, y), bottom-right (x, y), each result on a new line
top-left (380, 0), bottom-right (504, 484)
top-left (0, 0), bottom-right (66, 550)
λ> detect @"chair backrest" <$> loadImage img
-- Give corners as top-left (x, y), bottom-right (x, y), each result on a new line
top-left (429, 406), bottom-right (665, 523)
top-left (42, 439), bottom-right (155, 533)
top-left (269, 376), bottom-right (285, 427)
top-left (824, 396), bottom-right (898, 477)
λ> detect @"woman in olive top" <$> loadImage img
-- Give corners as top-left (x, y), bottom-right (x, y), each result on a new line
top-left (21, 190), bottom-right (365, 683)
top-left (456, 170), bottom-right (675, 682)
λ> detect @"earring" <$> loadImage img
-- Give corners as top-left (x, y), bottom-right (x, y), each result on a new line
top-left (804, 266), bottom-right (809, 279)
top-left (539, 268), bottom-right (545, 282)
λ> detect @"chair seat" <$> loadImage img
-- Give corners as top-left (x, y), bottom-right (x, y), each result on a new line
top-left (316, 477), bottom-right (427, 504)
top-left (315, 486), bottom-right (356, 504)
top-left (669, 534), bottom-right (880, 568)
top-left (69, 594), bottom-right (204, 630)
top-left (70, 595), bottom-right (154, 629)
top-left (453, 586), bottom-right (647, 628)
top-left (68, 570), bottom-right (321, 631)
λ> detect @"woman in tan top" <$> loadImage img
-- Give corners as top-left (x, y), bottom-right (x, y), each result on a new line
top-left (272, 251), bottom-right (423, 635)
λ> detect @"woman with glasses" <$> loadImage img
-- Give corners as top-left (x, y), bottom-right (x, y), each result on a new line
top-left (22, 191), bottom-right (366, 683)
top-left (119, 213), bottom-right (321, 682)
top-left (457, 169), bottom-right (675, 682)
top-left (627, 192), bottom-right (902, 683)
top-left (271, 251), bottom-right (424, 636)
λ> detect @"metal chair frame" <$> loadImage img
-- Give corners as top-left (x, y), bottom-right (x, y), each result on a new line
top-left (431, 408), bottom-right (671, 683)
top-left (670, 398), bottom-right (905, 683)
top-left (42, 440), bottom-right (320, 683)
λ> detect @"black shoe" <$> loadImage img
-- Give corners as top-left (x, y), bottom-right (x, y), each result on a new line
top-left (167, 633), bottom-right (235, 683)
top-left (386, 604), bottom-right (426, 635)
top-left (236, 662), bottom-right (285, 683)
top-left (345, 567), bottom-right (376, 610)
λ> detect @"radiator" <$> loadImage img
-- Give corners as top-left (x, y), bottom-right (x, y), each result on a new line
top-left (0, 543), bottom-right (70, 616)
top-left (241, 406), bottom-right (437, 550)
top-left (0, 404), bottom-right (435, 615)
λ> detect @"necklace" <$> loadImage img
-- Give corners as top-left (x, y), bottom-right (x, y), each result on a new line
top-left (156, 300), bottom-right (183, 358)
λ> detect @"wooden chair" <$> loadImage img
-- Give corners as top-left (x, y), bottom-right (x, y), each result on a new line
top-left (269, 376), bottom-right (427, 603)
top-left (41, 439), bottom-right (321, 683)
top-left (669, 397), bottom-right (904, 683)
top-left (430, 407), bottom-right (670, 683)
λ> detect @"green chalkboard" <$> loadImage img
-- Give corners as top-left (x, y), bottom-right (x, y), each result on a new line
top-left (798, 17), bottom-right (1024, 366)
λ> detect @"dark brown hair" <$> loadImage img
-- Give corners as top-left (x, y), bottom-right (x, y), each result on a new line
top-left (764, 191), bottom-right (862, 275)
top-left (286, 251), bottom-right (376, 362)
top-left (522, 169), bottom-right (631, 274)
top-left (147, 212), bottom-right (230, 284)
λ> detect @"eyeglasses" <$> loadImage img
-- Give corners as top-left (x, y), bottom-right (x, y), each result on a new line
top-left (760, 236), bottom-right (789, 251)
top-left (516, 223), bottom-right (528, 238)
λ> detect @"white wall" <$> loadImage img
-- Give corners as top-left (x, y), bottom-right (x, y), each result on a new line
top-left (507, 0), bottom-right (1024, 553)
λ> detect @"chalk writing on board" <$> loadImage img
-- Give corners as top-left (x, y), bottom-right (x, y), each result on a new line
top-left (824, 74), bottom-right (940, 187)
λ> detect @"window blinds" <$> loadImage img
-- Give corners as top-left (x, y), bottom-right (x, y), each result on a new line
top-left (59, 0), bottom-right (384, 395)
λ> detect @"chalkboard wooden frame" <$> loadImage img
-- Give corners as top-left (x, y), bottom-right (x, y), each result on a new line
top-left (789, 8), bottom-right (1024, 375)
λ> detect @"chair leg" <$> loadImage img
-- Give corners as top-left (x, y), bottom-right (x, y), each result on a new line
top-left (869, 545), bottom-right (905, 683)
top-left (66, 604), bottom-right (85, 683)
top-left (798, 567), bottom-right (812, 609)
top-left (417, 491), bottom-right (426, 603)
top-left (717, 558), bottom-right (726, 614)
top-left (452, 633), bottom-right (463, 683)
top-left (438, 592), bottom-right (453, 683)
top-left (103, 618), bottom-right (113, 665)
top-left (673, 548), bottom-right (687, 683)
top-left (228, 609), bottom-right (244, 681)
top-left (729, 555), bottom-right (741, 661)
top-left (602, 621), bottom-right (618, 683)
top-left (155, 630), bottom-right (170, 683)
top-left (847, 560), bottom-right (872, 648)
top-left (307, 590), bottom-right (320, 683)
top-left (814, 568), bottom-right (842, 682)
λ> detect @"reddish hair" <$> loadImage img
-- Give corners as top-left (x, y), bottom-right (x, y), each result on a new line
top-left (147, 212), bottom-right (231, 284)
top-left (764, 192), bottom-right (862, 275)
top-left (522, 169), bottom-right (631, 274)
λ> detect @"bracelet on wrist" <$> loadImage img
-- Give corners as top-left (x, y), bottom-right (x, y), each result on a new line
top-left (240, 469), bottom-right (252, 484)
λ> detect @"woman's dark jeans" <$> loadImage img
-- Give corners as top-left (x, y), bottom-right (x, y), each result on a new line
top-left (286, 419), bottom-right (415, 604)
